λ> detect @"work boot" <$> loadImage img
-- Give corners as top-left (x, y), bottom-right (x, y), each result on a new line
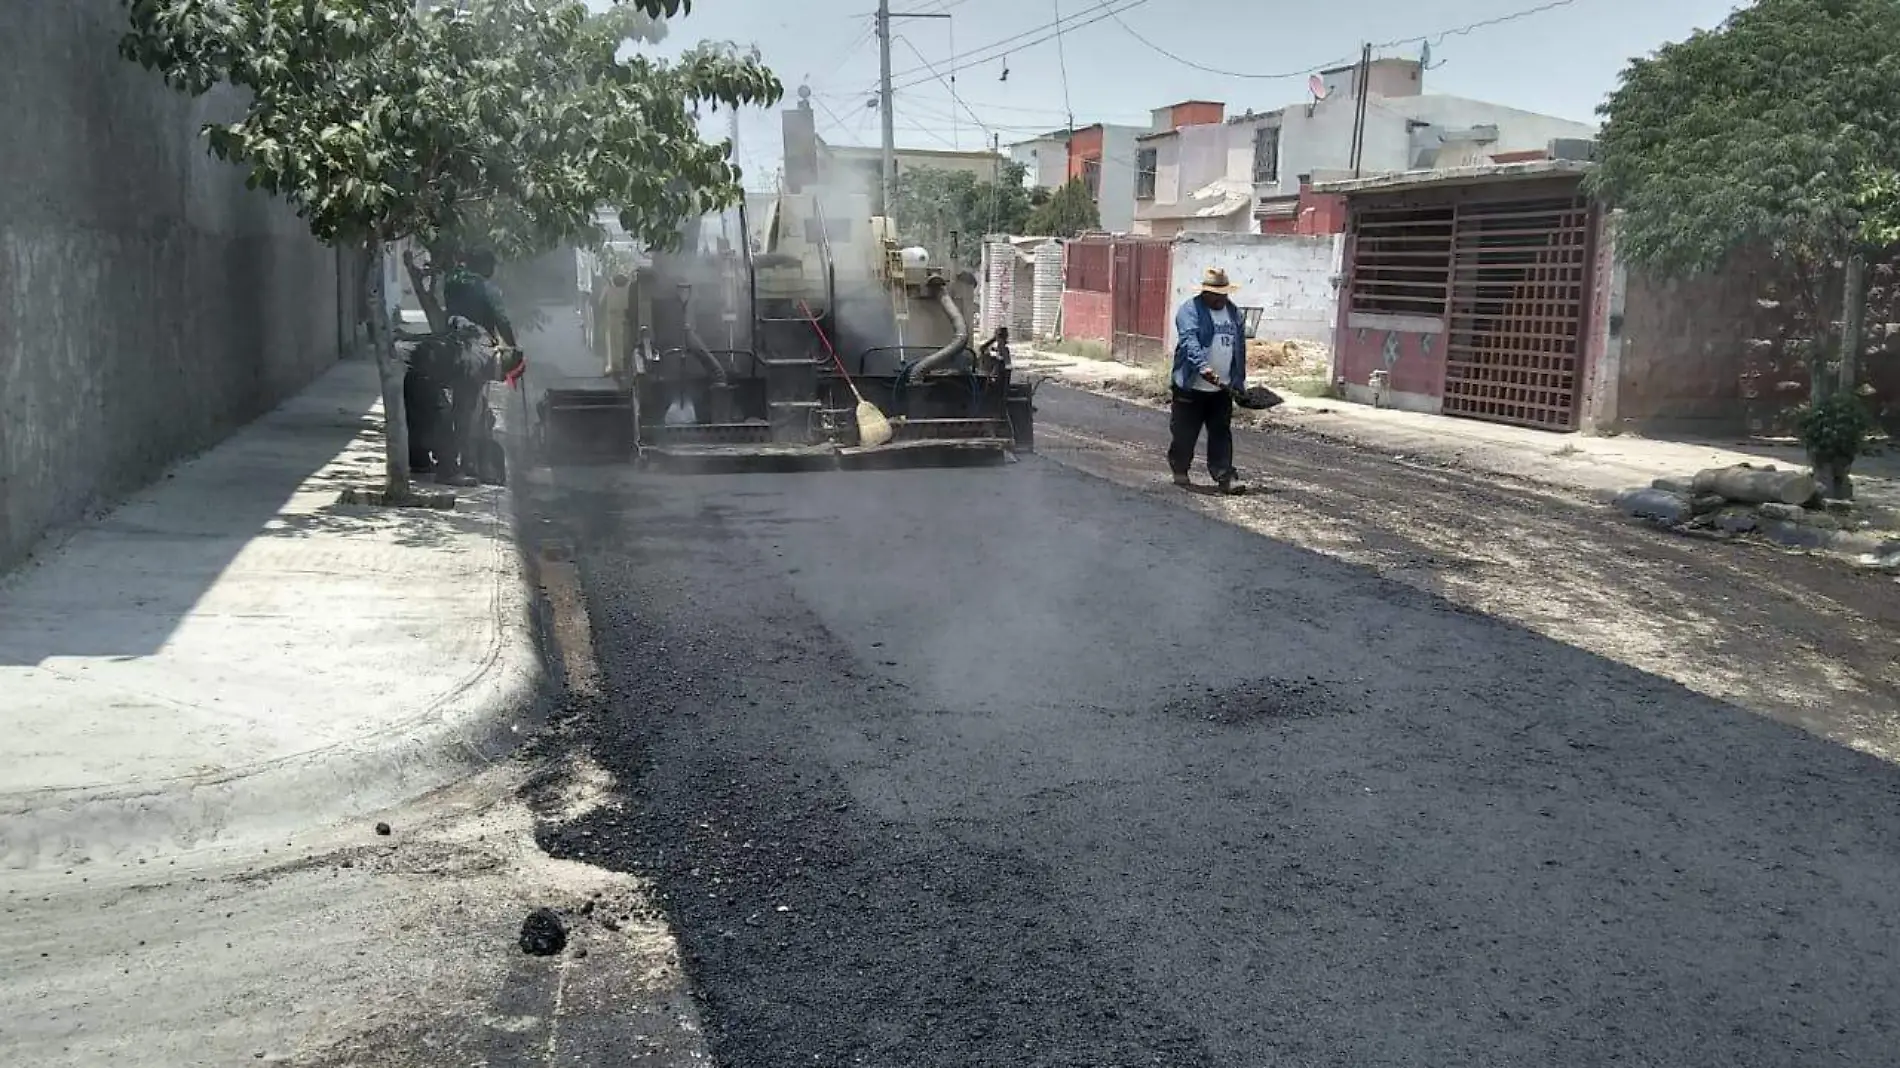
top-left (1172, 472), bottom-right (1192, 488)
top-left (1217, 475), bottom-right (1248, 496)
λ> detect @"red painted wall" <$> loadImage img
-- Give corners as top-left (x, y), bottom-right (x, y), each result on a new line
top-left (1296, 192), bottom-right (1346, 235)
top-left (1260, 186), bottom-right (1348, 236)
top-left (1067, 126), bottom-right (1104, 181)
top-left (1334, 321), bottom-right (1448, 400)
top-left (1061, 290), bottom-right (1113, 344)
top-left (1168, 102), bottom-right (1225, 129)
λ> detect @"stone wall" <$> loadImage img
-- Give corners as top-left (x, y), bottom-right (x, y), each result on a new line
top-left (1166, 232), bottom-right (1342, 348)
top-left (1614, 253), bottom-right (1900, 438)
top-left (0, 2), bottom-right (343, 570)
top-left (1614, 266), bottom-right (1762, 435)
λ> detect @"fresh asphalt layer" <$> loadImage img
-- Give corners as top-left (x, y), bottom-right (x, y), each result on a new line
top-left (532, 387), bottom-right (1900, 1068)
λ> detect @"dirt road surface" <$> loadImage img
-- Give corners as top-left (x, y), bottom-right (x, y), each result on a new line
top-left (530, 386), bottom-right (1900, 1067)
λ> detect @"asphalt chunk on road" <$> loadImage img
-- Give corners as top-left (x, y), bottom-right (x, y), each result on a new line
top-left (535, 410), bottom-right (1900, 1068)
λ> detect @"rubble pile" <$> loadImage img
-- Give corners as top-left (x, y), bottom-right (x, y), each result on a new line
top-left (1615, 462), bottom-right (1900, 569)
top-left (1246, 338), bottom-right (1330, 379)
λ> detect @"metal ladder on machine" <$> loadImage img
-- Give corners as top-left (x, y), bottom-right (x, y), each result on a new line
top-left (749, 199), bottom-right (835, 446)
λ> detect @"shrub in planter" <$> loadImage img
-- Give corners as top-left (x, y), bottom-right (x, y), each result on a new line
top-left (1796, 391), bottom-right (1874, 501)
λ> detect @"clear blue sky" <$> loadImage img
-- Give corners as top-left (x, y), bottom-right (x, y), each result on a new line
top-left (595, 0), bottom-right (1745, 188)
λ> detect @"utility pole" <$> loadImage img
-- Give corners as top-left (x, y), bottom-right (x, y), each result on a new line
top-left (876, 3), bottom-right (952, 215)
top-left (1349, 43), bottom-right (1372, 178)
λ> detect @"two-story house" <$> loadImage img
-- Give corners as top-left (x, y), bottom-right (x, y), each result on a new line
top-left (1008, 130), bottom-right (1071, 191)
top-left (1063, 123), bottom-right (1144, 232)
top-left (1009, 123), bottom-right (1144, 232)
top-left (1131, 101), bottom-right (1248, 237)
top-left (1130, 63), bottom-right (1599, 237)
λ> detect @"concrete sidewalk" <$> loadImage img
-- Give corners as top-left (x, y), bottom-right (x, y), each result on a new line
top-left (0, 357), bottom-right (540, 869)
top-left (1021, 348), bottom-right (1900, 512)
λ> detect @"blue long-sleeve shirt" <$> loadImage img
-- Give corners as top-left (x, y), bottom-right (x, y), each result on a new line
top-left (1171, 295), bottom-right (1247, 393)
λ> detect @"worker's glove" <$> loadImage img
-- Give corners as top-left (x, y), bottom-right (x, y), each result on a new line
top-left (1199, 367), bottom-right (1222, 385)
top-left (499, 347), bottom-right (527, 387)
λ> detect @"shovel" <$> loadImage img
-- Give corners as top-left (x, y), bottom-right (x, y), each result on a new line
top-left (798, 300), bottom-right (893, 448)
top-left (1229, 384), bottom-right (1285, 411)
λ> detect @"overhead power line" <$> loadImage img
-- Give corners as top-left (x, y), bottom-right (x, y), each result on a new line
top-left (1375, 0), bottom-right (1581, 50)
top-left (886, 0), bottom-right (1159, 91)
top-left (894, 33), bottom-right (995, 144)
top-left (1110, 0), bottom-right (1582, 80)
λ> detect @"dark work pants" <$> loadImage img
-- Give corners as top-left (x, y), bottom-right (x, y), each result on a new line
top-left (439, 376), bottom-right (485, 479)
top-left (404, 368), bottom-right (445, 472)
top-left (1168, 386), bottom-right (1236, 481)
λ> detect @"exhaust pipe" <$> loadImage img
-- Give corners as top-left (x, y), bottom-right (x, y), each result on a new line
top-left (904, 276), bottom-right (970, 380)
top-left (677, 283), bottom-right (728, 385)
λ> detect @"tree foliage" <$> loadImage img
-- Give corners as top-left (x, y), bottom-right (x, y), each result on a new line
top-left (586, 1), bottom-right (668, 46)
top-left (119, 0), bottom-right (779, 253)
top-left (1026, 178), bottom-right (1101, 238)
top-left (1587, 0), bottom-right (1900, 279)
top-left (888, 161), bottom-right (1034, 258)
top-left (117, 0), bottom-right (781, 497)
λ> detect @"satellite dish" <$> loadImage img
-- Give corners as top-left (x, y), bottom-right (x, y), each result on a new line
top-left (1309, 74), bottom-right (1329, 100)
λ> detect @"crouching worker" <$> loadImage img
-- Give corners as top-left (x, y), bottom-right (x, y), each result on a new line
top-left (1168, 267), bottom-right (1248, 494)
top-left (437, 250), bottom-right (524, 486)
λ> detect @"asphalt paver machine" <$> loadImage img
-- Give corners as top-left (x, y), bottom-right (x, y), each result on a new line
top-left (539, 90), bottom-right (1034, 471)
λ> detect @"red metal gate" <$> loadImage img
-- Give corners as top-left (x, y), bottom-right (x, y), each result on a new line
top-left (1110, 238), bottom-right (1173, 360)
top-left (1443, 195), bottom-right (1593, 431)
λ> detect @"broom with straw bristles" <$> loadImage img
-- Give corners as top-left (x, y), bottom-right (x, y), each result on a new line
top-left (798, 300), bottom-right (893, 448)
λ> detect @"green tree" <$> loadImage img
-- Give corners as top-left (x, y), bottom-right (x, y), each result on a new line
top-left (888, 161), bottom-right (1034, 260)
top-left (586, 0), bottom-right (668, 45)
top-left (1025, 178), bottom-right (1100, 238)
top-left (119, 0), bottom-right (779, 501)
top-left (1586, 0), bottom-right (1900, 408)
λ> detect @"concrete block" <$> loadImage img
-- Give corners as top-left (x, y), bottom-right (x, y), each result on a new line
top-left (1615, 487), bottom-right (1688, 524)
top-left (1759, 520), bottom-right (1831, 550)
top-left (1651, 476), bottom-right (1694, 495)
top-left (1858, 545), bottom-right (1900, 572)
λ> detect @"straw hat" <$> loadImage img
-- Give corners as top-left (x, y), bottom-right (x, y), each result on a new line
top-left (1199, 267), bottom-right (1240, 295)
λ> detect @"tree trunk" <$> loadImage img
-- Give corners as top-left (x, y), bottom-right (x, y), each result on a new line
top-left (363, 239), bottom-right (411, 502)
top-left (1810, 457), bottom-right (1854, 502)
top-left (1690, 465), bottom-right (1816, 505)
top-left (404, 245), bottom-right (449, 335)
top-left (1839, 251), bottom-right (1866, 397)
top-left (1789, 253), bottom-right (1836, 404)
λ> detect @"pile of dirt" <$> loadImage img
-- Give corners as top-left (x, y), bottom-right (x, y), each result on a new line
top-left (1246, 338), bottom-right (1330, 380)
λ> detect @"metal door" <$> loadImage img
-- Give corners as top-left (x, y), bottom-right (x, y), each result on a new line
top-left (1443, 195), bottom-right (1592, 431)
top-left (1113, 238), bottom-right (1172, 361)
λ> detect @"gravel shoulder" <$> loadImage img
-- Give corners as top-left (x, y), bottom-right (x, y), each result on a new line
top-left (1036, 385), bottom-right (1900, 758)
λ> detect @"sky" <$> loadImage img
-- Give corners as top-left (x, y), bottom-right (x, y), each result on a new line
top-left (594, 0), bottom-right (1747, 190)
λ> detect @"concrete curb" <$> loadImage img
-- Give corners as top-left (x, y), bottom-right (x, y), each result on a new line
top-left (0, 389), bottom-right (548, 870)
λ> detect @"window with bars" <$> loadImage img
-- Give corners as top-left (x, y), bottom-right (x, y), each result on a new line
top-left (1348, 205), bottom-right (1455, 317)
top-left (1082, 156), bottom-right (1102, 200)
top-left (1136, 148), bottom-right (1157, 199)
top-left (1253, 126), bottom-right (1280, 184)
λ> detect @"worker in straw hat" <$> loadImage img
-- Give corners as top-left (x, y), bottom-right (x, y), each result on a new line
top-left (1167, 267), bottom-right (1248, 494)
